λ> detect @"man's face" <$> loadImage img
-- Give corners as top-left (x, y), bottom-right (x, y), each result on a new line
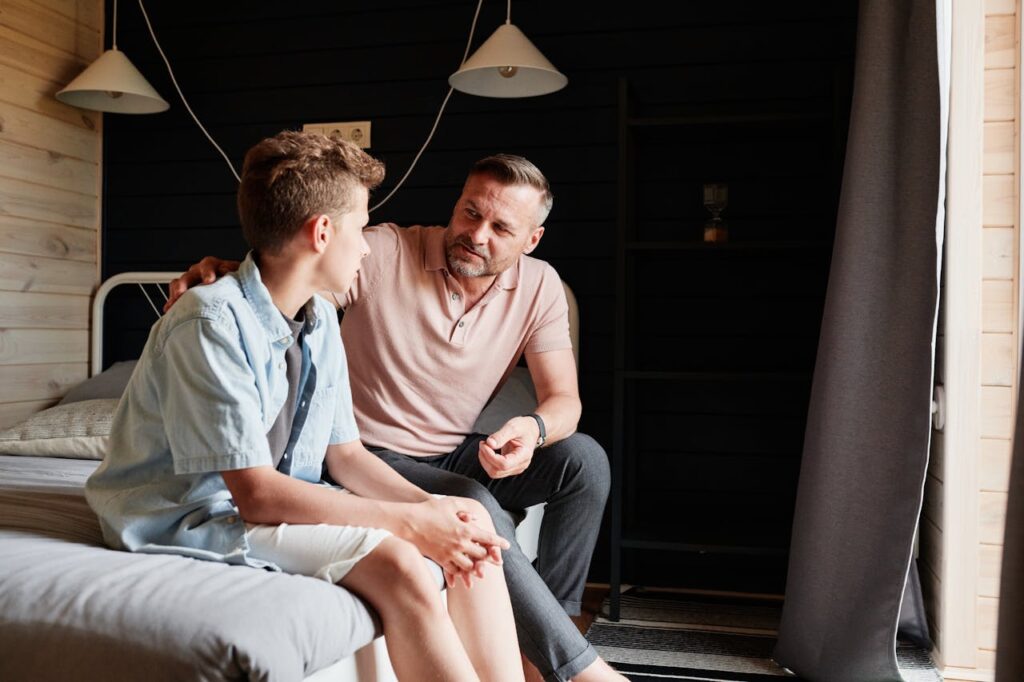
top-left (322, 184), bottom-right (370, 294)
top-left (444, 173), bottom-right (545, 278)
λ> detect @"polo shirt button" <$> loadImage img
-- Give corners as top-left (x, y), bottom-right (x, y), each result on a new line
top-left (458, 321), bottom-right (465, 328)
top-left (452, 293), bottom-right (460, 301)
top-left (278, 361), bottom-right (286, 369)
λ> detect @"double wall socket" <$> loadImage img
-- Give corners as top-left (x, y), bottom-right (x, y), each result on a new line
top-left (302, 121), bottom-right (372, 148)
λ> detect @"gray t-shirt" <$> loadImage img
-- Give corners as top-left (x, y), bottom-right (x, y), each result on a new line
top-left (266, 312), bottom-right (306, 469)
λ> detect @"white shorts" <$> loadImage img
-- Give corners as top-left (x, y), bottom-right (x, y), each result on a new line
top-left (245, 522), bottom-right (391, 584)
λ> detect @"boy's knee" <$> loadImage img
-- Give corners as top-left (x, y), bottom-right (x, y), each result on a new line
top-left (456, 497), bottom-right (496, 532)
top-left (372, 538), bottom-right (439, 602)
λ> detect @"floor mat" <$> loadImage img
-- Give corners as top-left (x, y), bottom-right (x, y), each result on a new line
top-left (585, 589), bottom-right (942, 681)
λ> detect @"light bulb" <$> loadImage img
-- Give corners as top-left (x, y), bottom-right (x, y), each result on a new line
top-left (106, 91), bottom-right (125, 99)
top-left (498, 65), bottom-right (518, 78)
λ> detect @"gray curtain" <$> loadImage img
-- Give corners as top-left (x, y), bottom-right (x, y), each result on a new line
top-left (772, 0), bottom-right (942, 680)
top-left (996, 377), bottom-right (1024, 681)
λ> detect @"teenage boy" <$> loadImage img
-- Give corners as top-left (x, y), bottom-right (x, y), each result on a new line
top-left (86, 131), bottom-right (523, 682)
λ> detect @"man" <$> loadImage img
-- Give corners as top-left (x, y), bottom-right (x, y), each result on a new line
top-left (170, 154), bottom-right (621, 682)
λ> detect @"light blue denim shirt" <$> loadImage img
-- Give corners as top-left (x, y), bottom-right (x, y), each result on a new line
top-left (85, 253), bottom-right (359, 568)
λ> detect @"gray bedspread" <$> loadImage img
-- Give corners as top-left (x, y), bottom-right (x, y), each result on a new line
top-left (0, 455), bottom-right (378, 682)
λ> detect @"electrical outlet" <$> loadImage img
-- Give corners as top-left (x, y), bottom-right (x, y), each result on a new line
top-left (302, 121), bottom-right (371, 148)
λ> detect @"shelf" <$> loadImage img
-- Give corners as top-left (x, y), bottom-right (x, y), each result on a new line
top-left (620, 537), bottom-right (788, 557)
top-left (626, 240), bottom-right (831, 252)
top-left (628, 112), bottom-right (831, 128)
top-left (616, 370), bottom-right (812, 382)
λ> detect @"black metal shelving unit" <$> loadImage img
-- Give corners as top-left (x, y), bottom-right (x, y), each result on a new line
top-left (608, 76), bottom-right (844, 620)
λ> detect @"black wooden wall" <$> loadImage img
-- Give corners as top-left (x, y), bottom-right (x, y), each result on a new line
top-left (102, 0), bottom-right (857, 591)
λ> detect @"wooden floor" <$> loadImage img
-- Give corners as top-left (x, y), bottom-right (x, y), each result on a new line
top-left (572, 584), bottom-right (609, 635)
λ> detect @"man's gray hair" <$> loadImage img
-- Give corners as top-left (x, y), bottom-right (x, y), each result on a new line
top-left (469, 154), bottom-right (553, 225)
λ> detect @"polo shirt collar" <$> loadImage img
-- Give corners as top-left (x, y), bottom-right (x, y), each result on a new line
top-left (238, 252), bottom-right (321, 343)
top-left (425, 227), bottom-right (521, 291)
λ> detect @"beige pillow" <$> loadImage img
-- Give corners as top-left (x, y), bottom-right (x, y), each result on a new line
top-left (0, 399), bottom-right (119, 459)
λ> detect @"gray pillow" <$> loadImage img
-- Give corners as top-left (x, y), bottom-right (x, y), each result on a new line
top-left (59, 360), bottom-right (138, 405)
top-left (472, 367), bottom-right (537, 435)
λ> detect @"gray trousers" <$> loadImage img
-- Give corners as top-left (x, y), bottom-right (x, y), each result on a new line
top-left (369, 432), bottom-right (610, 682)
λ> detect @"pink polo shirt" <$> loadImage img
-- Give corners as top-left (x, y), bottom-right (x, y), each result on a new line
top-left (339, 224), bottom-right (571, 457)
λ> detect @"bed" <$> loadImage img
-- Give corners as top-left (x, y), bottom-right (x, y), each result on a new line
top-left (0, 272), bottom-right (563, 681)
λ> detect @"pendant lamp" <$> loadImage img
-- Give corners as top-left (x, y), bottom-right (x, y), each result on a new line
top-left (449, 2), bottom-right (567, 98)
top-left (56, 0), bottom-right (168, 114)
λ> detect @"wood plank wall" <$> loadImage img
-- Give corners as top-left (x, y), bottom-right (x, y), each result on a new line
top-left (926, 1), bottom-right (1018, 678)
top-left (101, 0), bottom-right (857, 588)
top-left (974, 0), bottom-right (1017, 672)
top-left (0, 0), bottom-right (101, 428)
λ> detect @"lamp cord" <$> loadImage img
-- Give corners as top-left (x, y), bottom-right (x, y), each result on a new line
top-left (135, 0), bottom-right (487, 197)
top-left (507, 0), bottom-right (511, 23)
top-left (112, 0), bottom-right (118, 48)
top-left (137, 0), bottom-right (241, 182)
top-left (370, 0), bottom-right (484, 213)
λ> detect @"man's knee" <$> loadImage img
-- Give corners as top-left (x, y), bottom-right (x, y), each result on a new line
top-left (434, 476), bottom-right (509, 525)
top-left (554, 432), bottom-right (611, 500)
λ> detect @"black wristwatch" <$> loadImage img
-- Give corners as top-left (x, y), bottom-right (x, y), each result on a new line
top-left (524, 413), bottom-right (546, 448)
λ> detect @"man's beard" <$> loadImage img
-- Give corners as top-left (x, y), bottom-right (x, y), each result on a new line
top-left (445, 238), bottom-right (495, 277)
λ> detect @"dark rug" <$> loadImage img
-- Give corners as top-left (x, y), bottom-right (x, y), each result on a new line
top-left (584, 588), bottom-right (942, 681)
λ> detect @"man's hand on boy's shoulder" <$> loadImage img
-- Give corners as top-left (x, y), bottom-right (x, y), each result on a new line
top-left (164, 256), bottom-right (240, 312)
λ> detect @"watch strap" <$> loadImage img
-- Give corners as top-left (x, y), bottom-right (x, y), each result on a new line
top-left (525, 413), bottom-right (546, 447)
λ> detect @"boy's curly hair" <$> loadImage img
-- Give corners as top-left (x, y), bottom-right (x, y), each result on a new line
top-left (238, 131), bottom-right (385, 254)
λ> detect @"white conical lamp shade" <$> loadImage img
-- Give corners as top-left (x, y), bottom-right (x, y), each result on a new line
top-left (449, 23), bottom-right (567, 98)
top-left (56, 48), bottom-right (169, 114)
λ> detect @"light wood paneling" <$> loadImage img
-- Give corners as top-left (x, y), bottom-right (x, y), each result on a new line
top-left (0, 175), bottom-right (97, 228)
top-left (0, 291), bottom-right (89, 329)
top-left (977, 597), bottom-right (999, 650)
top-left (0, 0), bottom-right (100, 62)
top-left (984, 121), bottom-right (1015, 173)
top-left (3, 361), bottom-right (87, 402)
top-left (985, 15), bottom-right (1016, 68)
top-left (0, 398), bottom-right (55, 428)
top-left (985, 67), bottom-right (1016, 120)
top-left (981, 332), bottom-right (1015, 384)
top-left (0, 98), bottom-right (100, 162)
top-left (0, 251), bottom-right (96, 294)
top-left (979, 544), bottom-right (1003, 598)
top-left (986, 0), bottom-right (1016, 16)
top-left (0, 62), bottom-right (98, 129)
top-left (982, 225), bottom-right (1015, 275)
top-left (0, 139), bottom-right (97, 195)
top-left (980, 437), bottom-right (1012, 491)
top-left (982, 175), bottom-right (1016, 226)
top-left (32, 0), bottom-right (101, 31)
top-left (0, 216), bottom-right (96, 261)
top-left (0, 0), bottom-right (99, 422)
top-left (980, 491), bottom-right (1009, 545)
top-left (982, 280), bottom-right (1015, 331)
top-left (0, 24), bottom-right (86, 83)
top-left (980, 386), bottom-right (1014, 438)
top-left (0, 328), bottom-right (87, 365)
top-left (943, 0), bottom-right (986, 666)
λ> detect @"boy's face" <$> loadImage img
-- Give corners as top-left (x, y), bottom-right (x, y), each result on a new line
top-left (320, 185), bottom-right (371, 294)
